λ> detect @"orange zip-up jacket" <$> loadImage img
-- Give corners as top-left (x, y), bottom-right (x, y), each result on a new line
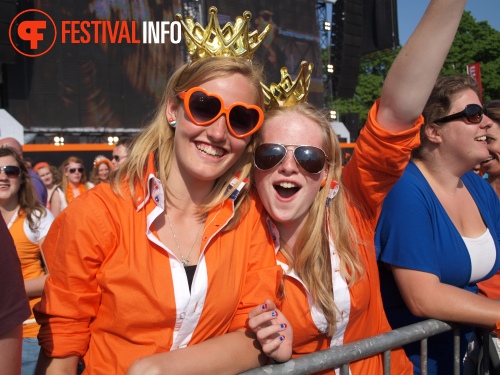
top-left (270, 99), bottom-right (421, 374)
top-left (34, 155), bottom-right (282, 375)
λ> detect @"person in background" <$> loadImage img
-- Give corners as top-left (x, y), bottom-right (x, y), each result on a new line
top-left (23, 158), bottom-right (33, 170)
top-left (462, 98), bottom-right (500, 375)
top-left (0, 217), bottom-right (31, 375)
top-left (0, 138), bottom-right (48, 207)
top-left (34, 7), bottom-right (288, 375)
top-left (59, 156), bottom-right (94, 204)
top-left (112, 137), bottom-right (132, 171)
top-left (90, 155), bottom-right (113, 185)
top-left (33, 163), bottom-right (67, 217)
top-left (375, 53), bottom-right (500, 375)
top-left (0, 147), bottom-right (54, 375)
top-left (481, 100), bottom-right (500, 198)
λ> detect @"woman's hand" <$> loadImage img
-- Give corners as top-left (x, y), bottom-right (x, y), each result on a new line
top-left (248, 299), bottom-right (293, 364)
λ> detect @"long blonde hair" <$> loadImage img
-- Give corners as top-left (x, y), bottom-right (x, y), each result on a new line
top-left (114, 57), bottom-right (265, 227)
top-left (260, 103), bottom-right (363, 335)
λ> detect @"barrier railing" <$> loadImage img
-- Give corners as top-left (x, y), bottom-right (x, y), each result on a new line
top-left (241, 319), bottom-right (492, 375)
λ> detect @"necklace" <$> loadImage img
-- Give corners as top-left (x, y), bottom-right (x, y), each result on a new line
top-left (165, 211), bottom-right (205, 266)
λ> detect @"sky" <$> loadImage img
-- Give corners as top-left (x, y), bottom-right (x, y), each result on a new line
top-left (398, 0), bottom-right (500, 45)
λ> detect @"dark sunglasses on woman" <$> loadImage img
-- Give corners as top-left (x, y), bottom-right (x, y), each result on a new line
top-left (0, 165), bottom-right (21, 178)
top-left (434, 104), bottom-right (484, 124)
top-left (254, 143), bottom-right (327, 174)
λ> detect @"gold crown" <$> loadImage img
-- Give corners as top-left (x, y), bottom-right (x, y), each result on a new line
top-left (175, 6), bottom-right (271, 61)
top-left (261, 61), bottom-right (313, 109)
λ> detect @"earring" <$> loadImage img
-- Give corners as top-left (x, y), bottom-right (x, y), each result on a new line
top-left (320, 179), bottom-right (327, 187)
top-left (326, 180), bottom-right (339, 207)
top-left (168, 118), bottom-right (177, 127)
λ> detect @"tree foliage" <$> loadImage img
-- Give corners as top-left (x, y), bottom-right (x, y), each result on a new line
top-left (328, 11), bottom-right (500, 126)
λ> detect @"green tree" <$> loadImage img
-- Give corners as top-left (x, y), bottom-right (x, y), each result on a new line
top-left (444, 11), bottom-right (500, 102)
top-left (328, 11), bottom-right (500, 126)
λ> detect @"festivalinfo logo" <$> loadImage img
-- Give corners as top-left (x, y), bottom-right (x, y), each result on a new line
top-left (9, 9), bottom-right (181, 57)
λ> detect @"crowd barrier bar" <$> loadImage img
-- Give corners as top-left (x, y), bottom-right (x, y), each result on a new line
top-left (240, 319), bottom-right (489, 375)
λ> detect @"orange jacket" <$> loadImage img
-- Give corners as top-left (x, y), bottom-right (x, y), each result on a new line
top-left (273, 100), bottom-right (421, 374)
top-left (35, 156), bottom-right (281, 375)
top-left (478, 270), bottom-right (500, 300)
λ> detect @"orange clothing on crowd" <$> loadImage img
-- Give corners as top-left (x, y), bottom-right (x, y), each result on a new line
top-left (65, 181), bottom-right (94, 203)
top-left (271, 100), bottom-right (421, 374)
top-left (8, 209), bottom-right (53, 338)
top-left (478, 270), bottom-right (500, 300)
top-left (34, 155), bottom-right (281, 375)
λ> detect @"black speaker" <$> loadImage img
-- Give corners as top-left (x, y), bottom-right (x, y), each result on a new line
top-left (331, 0), bottom-right (363, 99)
top-left (0, 0), bottom-right (17, 64)
top-left (341, 112), bottom-right (361, 142)
top-left (361, 0), bottom-right (399, 55)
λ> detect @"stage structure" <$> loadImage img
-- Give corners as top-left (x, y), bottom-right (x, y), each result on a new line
top-left (0, 0), bottom-right (398, 146)
top-left (0, 0), bottom-right (322, 145)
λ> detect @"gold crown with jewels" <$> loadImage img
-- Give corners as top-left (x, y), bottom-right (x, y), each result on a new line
top-left (261, 61), bottom-right (313, 109)
top-left (175, 6), bottom-right (271, 61)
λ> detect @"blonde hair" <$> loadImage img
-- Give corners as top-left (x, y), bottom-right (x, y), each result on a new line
top-left (259, 103), bottom-right (363, 335)
top-left (113, 57), bottom-right (265, 227)
top-left (60, 156), bottom-right (90, 194)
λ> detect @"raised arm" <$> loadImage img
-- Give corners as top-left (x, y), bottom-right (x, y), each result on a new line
top-left (378, 0), bottom-right (467, 131)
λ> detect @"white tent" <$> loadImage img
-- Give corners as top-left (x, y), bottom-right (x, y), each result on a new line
top-left (330, 121), bottom-right (350, 143)
top-left (0, 109), bottom-right (24, 144)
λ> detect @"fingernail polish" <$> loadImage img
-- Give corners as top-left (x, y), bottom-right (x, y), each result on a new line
top-left (271, 311), bottom-right (277, 317)
top-left (279, 336), bottom-right (285, 341)
top-left (280, 323), bottom-right (287, 329)
top-left (262, 304), bottom-right (267, 310)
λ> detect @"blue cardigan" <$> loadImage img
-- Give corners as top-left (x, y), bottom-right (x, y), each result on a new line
top-left (376, 160), bottom-right (500, 374)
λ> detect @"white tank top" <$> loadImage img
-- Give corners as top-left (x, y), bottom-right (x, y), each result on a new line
top-left (462, 228), bottom-right (496, 283)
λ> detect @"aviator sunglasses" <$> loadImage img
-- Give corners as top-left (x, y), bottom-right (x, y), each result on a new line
top-left (178, 87), bottom-right (264, 138)
top-left (254, 143), bottom-right (327, 174)
top-left (0, 165), bottom-right (22, 178)
top-left (434, 104), bottom-right (484, 124)
top-left (112, 155), bottom-right (126, 162)
top-left (69, 167), bottom-right (84, 174)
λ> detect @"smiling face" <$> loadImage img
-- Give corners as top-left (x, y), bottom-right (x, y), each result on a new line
top-left (0, 155), bottom-right (22, 207)
top-left (434, 89), bottom-right (491, 169)
top-left (254, 111), bottom-right (328, 231)
top-left (482, 121), bottom-right (500, 176)
top-left (97, 163), bottom-right (110, 182)
top-left (166, 73), bottom-right (258, 185)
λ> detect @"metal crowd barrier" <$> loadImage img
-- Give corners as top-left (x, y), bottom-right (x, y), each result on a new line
top-left (241, 319), bottom-right (493, 375)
